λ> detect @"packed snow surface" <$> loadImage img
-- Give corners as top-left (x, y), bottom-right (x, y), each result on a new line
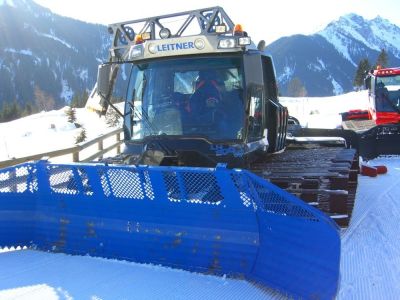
top-left (338, 156), bottom-right (400, 299)
top-left (1, 91), bottom-right (399, 299)
top-left (0, 250), bottom-right (277, 300)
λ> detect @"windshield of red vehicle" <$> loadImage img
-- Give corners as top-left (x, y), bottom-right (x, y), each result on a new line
top-left (375, 74), bottom-right (400, 112)
top-left (126, 56), bottom-right (245, 140)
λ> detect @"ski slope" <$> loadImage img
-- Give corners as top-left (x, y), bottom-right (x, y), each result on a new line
top-left (338, 156), bottom-right (400, 299)
top-left (0, 250), bottom-right (279, 300)
top-left (1, 91), bottom-right (399, 299)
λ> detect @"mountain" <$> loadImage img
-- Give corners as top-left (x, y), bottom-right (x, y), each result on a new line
top-left (0, 0), bottom-right (109, 110)
top-left (1, 3), bottom-right (400, 106)
top-left (267, 14), bottom-right (400, 96)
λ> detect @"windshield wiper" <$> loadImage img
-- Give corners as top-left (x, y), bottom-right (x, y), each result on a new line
top-left (130, 91), bottom-right (174, 155)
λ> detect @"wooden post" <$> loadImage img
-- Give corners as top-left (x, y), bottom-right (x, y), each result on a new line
top-left (116, 132), bottom-right (121, 154)
top-left (0, 128), bottom-right (122, 168)
top-left (98, 140), bottom-right (104, 159)
top-left (73, 152), bottom-right (80, 162)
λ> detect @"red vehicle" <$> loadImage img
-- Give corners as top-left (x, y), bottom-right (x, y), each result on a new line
top-left (366, 67), bottom-right (400, 124)
top-left (340, 67), bottom-right (400, 159)
top-left (342, 67), bottom-right (400, 127)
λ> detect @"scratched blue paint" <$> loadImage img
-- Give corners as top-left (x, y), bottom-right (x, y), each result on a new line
top-left (0, 161), bottom-right (340, 299)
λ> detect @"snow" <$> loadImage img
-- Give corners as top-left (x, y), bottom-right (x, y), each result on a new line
top-left (78, 68), bottom-right (88, 81)
top-left (370, 17), bottom-right (400, 59)
top-left (0, 107), bottom-right (117, 160)
top-left (308, 58), bottom-right (327, 72)
top-left (3, 48), bottom-right (41, 64)
top-left (318, 14), bottom-right (400, 64)
top-left (4, 48), bottom-right (32, 56)
top-left (0, 250), bottom-right (276, 300)
top-left (277, 63), bottom-right (295, 84)
top-left (330, 76), bottom-right (344, 95)
top-left (338, 156), bottom-right (400, 299)
top-left (21, 23), bottom-right (78, 53)
top-left (318, 26), bottom-right (357, 66)
top-left (317, 58), bottom-right (326, 70)
top-left (280, 90), bottom-right (369, 128)
top-left (338, 15), bottom-right (379, 52)
top-left (60, 79), bottom-right (74, 103)
top-left (0, 0), bottom-right (15, 7)
top-left (1, 91), bottom-right (400, 299)
top-left (38, 31), bottom-right (78, 52)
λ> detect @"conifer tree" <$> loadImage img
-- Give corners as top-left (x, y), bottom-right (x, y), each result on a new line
top-left (71, 90), bottom-right (89, 108)
top-left (287, 77), bottom-right (307, 97)
top-left (353, 58), bottom-right (371, 89)
top-left (75, 127), bottom-right (87, 143)
top-left (105, 108), bottom-right (122, 128)
top-left (65, 106), bottom-right (77, 123)
top-left (0, 101), bottom-right (22, 122)
top-left (376, 49), bottom-right (389, 68)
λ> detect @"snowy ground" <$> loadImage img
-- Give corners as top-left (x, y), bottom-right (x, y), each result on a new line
top-left (338, 156), bottom-right (400, 299)
top-left (0, 107), bottom-right (120, 161)
top-left (280, 90), bottom-right (369, 129)
top-left (0, 250), bottom-right (277, 300)
top-left (1, 91), bottom-right (399, 299)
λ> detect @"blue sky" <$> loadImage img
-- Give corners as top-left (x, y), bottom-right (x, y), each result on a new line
top-left (34, 0), bottom-right (400, 44)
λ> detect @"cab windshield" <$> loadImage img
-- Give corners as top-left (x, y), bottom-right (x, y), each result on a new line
top-left (375, 74), bottom-right (400, 112)
top-left (125, 56), bottom-right (244, 141)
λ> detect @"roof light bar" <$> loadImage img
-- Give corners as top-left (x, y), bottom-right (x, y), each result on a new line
top-left (218, 38), bottom-right (236, 49)
top-left (141, 32), bottom-right (151, 40)
top-left (234, 24), bottom-right (243, 35)
top-left (128, 45), bottom-right (143, 59)
top-left (135, 34), bottom-right (144, 44)
top-left (215, 24), bottom-right (227, 33)
top-left (375, 68), bottom-right (400, 76)
top-left (159, 28), bottom-right (171, 39)
top-left (238, 37), bottom-right (251, 46)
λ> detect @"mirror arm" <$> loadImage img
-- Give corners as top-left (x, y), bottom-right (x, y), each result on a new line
top-left (103, 98), bottom-right (125, 118)
top-left (98, 64), bottom-right (124, 118)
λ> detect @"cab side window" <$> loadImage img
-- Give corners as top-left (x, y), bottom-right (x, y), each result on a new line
top-left (262, 56), bottom-right (278, 101)
top-left (247, 85), bottom-right (264, 140)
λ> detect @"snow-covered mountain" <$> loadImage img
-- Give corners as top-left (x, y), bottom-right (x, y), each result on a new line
top-left (267, 14), bottom-right (400, 96)
top-left (1, 2), bottom-right (400, 105)
top-left (0, 0), bottom-right (110, 109)
top-left (319, 14), bottom-right (400, 65)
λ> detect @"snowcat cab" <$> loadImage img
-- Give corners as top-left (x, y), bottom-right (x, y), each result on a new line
top-left (2, 7), bottom-right (361, 299)
top-left (342, 67), bottom-right (400, 158)
top-left (365, 67), bottom-right (400, 124)
top-left (90, 10), bottom-right (287, 168)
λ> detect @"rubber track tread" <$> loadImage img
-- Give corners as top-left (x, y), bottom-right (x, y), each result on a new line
top-left (250, 147), bottom-right (359, 227)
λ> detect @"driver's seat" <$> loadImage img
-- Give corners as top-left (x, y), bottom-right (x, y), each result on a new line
top-left (190, 70), bottom-right (222, 116)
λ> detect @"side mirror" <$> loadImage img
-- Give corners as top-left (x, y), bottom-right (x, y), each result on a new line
top-left (97, 64), bottom-right (112, 96)
top-left (364, 75), bottom-right (371, 90)
top-left (257, 40), bottom-right (266, 51)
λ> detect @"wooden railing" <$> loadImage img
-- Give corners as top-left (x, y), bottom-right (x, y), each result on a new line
top-left (0, 128), bottom-right (123, 169)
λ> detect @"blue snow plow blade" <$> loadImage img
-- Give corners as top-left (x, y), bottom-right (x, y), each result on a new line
top-left (0, 161), bottom-right (340, 299)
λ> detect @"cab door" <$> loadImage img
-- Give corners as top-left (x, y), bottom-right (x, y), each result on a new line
top-left (243, 53), bottom-right (266, 143)
top-left (262, 55), bottom-right (287, 153)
